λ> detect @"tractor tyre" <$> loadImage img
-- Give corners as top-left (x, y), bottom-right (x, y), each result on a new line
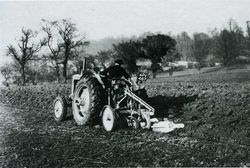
top-left (102, 105), bottom-right (117, 132)
top-left (72, 75), bottom-right (104, 125)
top-left (53, 96), bottom-right (67, 122)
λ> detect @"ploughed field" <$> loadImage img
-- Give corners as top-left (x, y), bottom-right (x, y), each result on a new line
top-left (0, 68), bottom-right (250, 167)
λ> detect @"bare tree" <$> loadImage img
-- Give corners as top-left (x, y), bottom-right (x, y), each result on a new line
top-left (7, 28), bottom-right (45, 85)
top-left (42, 20), bottom-right (63, 82)
top-left (42, 19), bottom-right (89, 82)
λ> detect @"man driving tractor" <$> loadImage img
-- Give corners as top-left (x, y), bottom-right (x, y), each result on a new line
top-left (99, 59), bottom-right (148, 100)
top-left (100, 59), bottom-right (130, 88)
top-left (99, 59), bottom-right (131, 108)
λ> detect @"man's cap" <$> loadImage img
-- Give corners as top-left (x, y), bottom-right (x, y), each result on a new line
top-left (114, 59), bottom-right (124, 65)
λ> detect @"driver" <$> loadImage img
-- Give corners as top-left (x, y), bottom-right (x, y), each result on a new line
top-left (100, 59), bottom-right (130, 88)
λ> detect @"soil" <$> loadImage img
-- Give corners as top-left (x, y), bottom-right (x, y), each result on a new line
top-left (0, 104), bottom-right (249, 167)
top-left (0, 69), bottom-right (250, 167)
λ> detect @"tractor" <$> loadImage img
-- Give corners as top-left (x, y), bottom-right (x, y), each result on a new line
top-left (53, 58), bottom-right (156, 131)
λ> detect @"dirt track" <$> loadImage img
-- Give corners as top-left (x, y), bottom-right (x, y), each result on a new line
top-left (0, 104), bottom-right (249, 167)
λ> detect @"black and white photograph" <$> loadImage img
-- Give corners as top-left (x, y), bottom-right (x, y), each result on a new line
top-left (0, 0), bottom-right (250, 167)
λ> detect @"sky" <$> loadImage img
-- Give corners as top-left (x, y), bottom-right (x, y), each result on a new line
top-left (1, 0), bottom-right (250, 82)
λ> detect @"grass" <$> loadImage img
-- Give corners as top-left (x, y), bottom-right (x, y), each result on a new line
top-left (157, 64), bottom-right (250, 81)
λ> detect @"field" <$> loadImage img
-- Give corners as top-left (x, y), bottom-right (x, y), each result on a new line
top-left (0, 66), bottom-right (250, 167)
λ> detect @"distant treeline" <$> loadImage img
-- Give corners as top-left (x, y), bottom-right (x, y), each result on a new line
top-left (1, 18), bottom-right (250, 86)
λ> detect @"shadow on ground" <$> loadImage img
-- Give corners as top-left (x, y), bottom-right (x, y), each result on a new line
top-left (148, 95), bottom-right (198, 118)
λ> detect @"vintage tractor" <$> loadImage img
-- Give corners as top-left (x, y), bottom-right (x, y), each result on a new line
top-left (53, 58), bottom-right (156, 131)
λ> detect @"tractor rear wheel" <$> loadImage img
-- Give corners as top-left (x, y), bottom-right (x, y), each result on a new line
top-left (72, 75), bottom-right (104, 125)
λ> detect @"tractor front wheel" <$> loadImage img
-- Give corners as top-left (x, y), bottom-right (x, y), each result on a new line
top-left (102, 106), bottom-right (117, 132)
top-left (53, 96), bottom-right (67, 122)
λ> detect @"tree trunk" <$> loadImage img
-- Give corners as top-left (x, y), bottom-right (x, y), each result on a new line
top-left (63, 60), bottom-right (67, 83)
top-left (63, 48), bottom-right (69, 83)
top-left (21, 65), bottom-right (26, 86)
top-left (152, 71), bottom-right (156, 78)
top-left (169, 70), bottom-right (173, 76)
top-left (55, 64), bottom-right (60, 83)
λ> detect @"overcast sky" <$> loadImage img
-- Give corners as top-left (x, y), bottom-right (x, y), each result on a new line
top-left (1, 0), bottom-right (250, 67)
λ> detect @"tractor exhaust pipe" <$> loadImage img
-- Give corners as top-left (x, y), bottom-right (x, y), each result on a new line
top-left (81, 57), bottom-right (86, 75)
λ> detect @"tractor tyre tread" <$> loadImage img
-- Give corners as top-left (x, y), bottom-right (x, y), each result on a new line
top-left (73, 73), bottom-right (104, 125)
